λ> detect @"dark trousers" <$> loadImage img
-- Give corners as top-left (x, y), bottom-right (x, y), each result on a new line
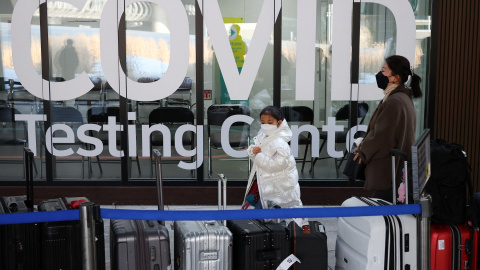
top-left (371, 188), bottom-right (394, 203)
top-left (255, 197), bottom-right (263, 209)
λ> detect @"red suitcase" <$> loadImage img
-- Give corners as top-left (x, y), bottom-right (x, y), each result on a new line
top-left (472, 227), bottom-right (478, 270)
top-left (431, 223), bottom-right (478, 270)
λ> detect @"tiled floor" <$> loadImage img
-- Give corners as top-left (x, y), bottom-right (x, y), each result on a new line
top-left (102, 205), bottom-right (338, 270)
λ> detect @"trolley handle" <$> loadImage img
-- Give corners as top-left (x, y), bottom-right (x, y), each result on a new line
top-left (390, 149), bottom-right (407, 158)
top-left (153, 149), bottom-right (165, 226)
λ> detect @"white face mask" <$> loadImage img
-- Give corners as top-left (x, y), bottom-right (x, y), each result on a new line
top-left (261, 124), bottom-right (277, 136)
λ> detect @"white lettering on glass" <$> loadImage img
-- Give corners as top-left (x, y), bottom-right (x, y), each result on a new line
top-left (17, 114), bottom-right (363, 168)
top-left (8, 0), bottom-right (418, 165)
top-left (220, 115), bottom-right (254, 158)
top-left (11, 0), bottom-right (415, 102)
top-left (100, 0), bottom-right (189, 101)
top-left (202, 0), bottom-right (281, 100)
top-left (295, 0), bottom-right (317, 100)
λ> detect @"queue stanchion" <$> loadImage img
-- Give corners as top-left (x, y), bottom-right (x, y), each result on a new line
top-left (80, 201), bottom-right (96, 270)
top-left (418, 193), bottom-right (432, 270)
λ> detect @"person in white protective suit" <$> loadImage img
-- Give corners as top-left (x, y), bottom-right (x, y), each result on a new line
top-left (242, 106), bottom-right (309, 231)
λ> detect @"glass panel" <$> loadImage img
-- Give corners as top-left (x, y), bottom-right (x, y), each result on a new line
top-left (281, 0), bottom-right (329, 179)
top-left (311, 2), bottom-right (399, 180)
top-left (45, 0), bottom-right (115, 180)
top-left (125, 0), bottom-right (197, 180)
top-left (413, 0), bottom-right (431, 136)
top-left (0, 0), bottom-right (432, 184)
top-left (287, 0), bottom-right (431, 182)
top-left (204, 0), bottom-right (273, 180)
top-left (0, 2), bottom-right (41, 180)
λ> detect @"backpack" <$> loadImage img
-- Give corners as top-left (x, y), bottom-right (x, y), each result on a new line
top-left (425, 139), bottom-right (476, 225)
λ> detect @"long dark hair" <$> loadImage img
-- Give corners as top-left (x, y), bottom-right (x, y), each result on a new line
top-left (260, 105), bottom-right (283, 121)
top-left (385, 55), bottom-right (422, 98)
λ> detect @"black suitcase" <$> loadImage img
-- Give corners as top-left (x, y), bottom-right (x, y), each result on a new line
top-left (0, 147), bottom-right (40, 270)
top-left (227, 219), bottom-right (291, 270)
top-left (110, 149), bottom-right (171, 270)
top-left (38, 197), bottom-right (105, 270)
top-left (0, 196), bottom-right (40, 270)
top-left (288, 220), bottom-right (328, 270)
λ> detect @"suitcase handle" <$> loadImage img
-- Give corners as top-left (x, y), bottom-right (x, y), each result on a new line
top-left (24, 147), bottom-right (34, 210)
top-left (218, 174), bottom-right (227, 226)
top-left (153, 149), bottom-right (165, 226)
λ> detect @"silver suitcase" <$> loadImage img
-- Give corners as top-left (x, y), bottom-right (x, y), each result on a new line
top-left (173, 174), bottom-right (233, 270)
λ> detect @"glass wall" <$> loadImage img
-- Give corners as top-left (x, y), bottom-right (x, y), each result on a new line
top-left (0, 0), bottom-right (432, 184)
top-left (45, 1), bottom-right (107, 180)
top-left (280, 0), bottom-right (432, 181)
top-left (0, 2), bottom-right (42, 180)
top-left (203, 0), bottom-right (274, 180)
top-left (123, 0), bottom-right (198, 181)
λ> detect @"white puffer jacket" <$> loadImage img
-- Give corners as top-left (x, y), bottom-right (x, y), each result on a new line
top-left (243, 120), bottom-right (303, 209)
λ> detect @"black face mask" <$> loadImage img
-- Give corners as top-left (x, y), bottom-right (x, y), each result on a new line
top-left (375, 71), bottom-right (389, 90)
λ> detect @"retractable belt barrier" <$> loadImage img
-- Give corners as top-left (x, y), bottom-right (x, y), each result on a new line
top-left (0, 204), bottom-right (421, 225)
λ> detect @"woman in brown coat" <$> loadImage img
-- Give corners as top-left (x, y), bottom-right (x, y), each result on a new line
top-left (354, 55), bottom-right (422, 203)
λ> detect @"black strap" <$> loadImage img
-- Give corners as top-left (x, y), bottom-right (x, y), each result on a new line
top-left (24, 147), bottom-right (34, 210)
top-left (464, 161), bottom-right (478, 227)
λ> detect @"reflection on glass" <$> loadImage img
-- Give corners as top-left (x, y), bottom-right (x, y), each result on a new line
top-left (0, 14), bottom-right (41, 180)
top-left (281, 1), bottom-right (430, 181)
top-left (124, 1), bottom-right (197, 180)
top-left (43, 1), bottom-right (110, 180)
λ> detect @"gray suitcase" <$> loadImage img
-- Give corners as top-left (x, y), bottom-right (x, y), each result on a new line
top-left (110, 219), bottom-right (170, 270)
top-left (173, 174), bottom-right (233, 270)
top-left (110, 150), bottom-right (171, 270)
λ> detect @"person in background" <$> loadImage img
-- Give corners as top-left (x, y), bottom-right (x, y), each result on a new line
top-left (58, 39), bottom-right (79, 80)
top-left (354, 55), bottom-right (422, 203)
top-left (242, 105), bottom-right (309, 231)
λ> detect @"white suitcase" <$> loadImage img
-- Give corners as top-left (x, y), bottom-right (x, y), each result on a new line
top-left (336, 149), bottom-right (417, 270)
top-left (335, 197), bottom-right (417, 270)
top-left (173, 174), bottom-right (233, 270)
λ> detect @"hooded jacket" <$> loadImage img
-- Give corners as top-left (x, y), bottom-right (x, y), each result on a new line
top-left (358, 85), bottom-right (416, 191)
top-left (243, 120), bottom-right (303, 209)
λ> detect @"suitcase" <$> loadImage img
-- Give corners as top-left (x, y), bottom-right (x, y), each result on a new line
top-left (226, 219), bottom-right (290, 270)
top-left (110, 219), bottom-right (170, 270)
top-left (38, 196), bottom-right (106, 270)
top-left (431, 223), bottom-right (479, 270)
top-left (288, 220), bottom-right (328, 270)
top-left (0, 147), bottom-right (40, 270)
top-left (335, 150), bottom-right (417, 270)
top-left (0, 198), bottom-right (40, 270)
top-left (110, 149), bottom-right (171, 270)
top-left (474, 227), bottom-right (479, 270)
top-left (336, 197), bottom-right (417, 270)
top-left (174, 174), bottom-right (233, 270)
